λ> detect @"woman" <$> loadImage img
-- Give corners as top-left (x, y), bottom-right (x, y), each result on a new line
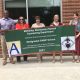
top-left (69, 12), bottom-right (80, 62)
top-left (31, 16), bottom-right (45, 62)
top-left (50, 14), bottom-right (64, 63)
top-left (16, 16), bottom-right (29, 30)
top-left (31, 16), bottom-right (45, 28)
top-left (50, 14), bottom-right (63, 27)
top-left (16, 16), bottom-right (29, 62)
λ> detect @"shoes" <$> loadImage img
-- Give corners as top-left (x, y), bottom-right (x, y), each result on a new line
top-left (76, 60), bottom-right (80, 63)
top-left (3, 60), bottom-right (7, 65)
top-left (72, 59), bottom-right (75, 62)
top-left (60, 60), bottom-right (63, 63)
top-left (2, 59), bottom-right (15, 65)
top-left (10, 60), bottom-right (15, 64)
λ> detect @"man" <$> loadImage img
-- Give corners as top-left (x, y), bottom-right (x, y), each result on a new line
top-left (0, 10), bottom-right (15, 65)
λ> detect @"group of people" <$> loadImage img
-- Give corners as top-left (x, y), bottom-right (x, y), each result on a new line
top-left (0, 10), bottom-right (80, 65)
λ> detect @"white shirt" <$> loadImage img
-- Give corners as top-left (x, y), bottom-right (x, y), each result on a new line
top-left (31, 23), bottom-right (45, 28)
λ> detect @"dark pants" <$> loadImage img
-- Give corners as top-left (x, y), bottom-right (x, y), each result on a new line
top-left (17, 56), bottom-right (28, 62)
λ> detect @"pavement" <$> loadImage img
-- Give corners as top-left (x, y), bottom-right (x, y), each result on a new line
top-left (0, 56), bottom-right (80, 80)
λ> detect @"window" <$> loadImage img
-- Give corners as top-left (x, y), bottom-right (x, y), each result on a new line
top-left (5, 0), bottom-right (61, 26)
top-left (28, 0), bottom-right (61, 26)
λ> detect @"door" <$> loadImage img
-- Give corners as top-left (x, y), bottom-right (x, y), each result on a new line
top-left (28, 0), bottom-right (61, 26)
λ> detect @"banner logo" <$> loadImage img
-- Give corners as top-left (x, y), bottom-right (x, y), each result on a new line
top-left (61, 36), bottom-right (75, 50)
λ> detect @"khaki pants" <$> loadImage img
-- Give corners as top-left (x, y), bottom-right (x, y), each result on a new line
top-left (0, 34), bottom-right (14, 62)
top-left (0, 34), bottom-right (7, 60)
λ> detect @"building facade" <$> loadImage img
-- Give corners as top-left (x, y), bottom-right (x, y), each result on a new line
top-left (62, 0), bottom-right (80, 24)
top-left (0, 0), bottom-right (80, 54)
top-left (0, 0), bottom-right (80, 24)
top-left (0, 0), bottom-right (4, 18)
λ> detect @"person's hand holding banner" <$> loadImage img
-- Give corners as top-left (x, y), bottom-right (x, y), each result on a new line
top-left (76, 32), bottom-right (80, 38)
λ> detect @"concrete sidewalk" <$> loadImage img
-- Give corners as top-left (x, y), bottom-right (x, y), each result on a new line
top-left (0, 56), bottom-right (80, 80)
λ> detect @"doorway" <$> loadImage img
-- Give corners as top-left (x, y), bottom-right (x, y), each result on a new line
top-left (5, 0), bottom-right (61, 26)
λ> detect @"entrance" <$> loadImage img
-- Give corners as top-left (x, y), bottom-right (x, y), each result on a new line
top-left (5, 0), bottom-right (61, 26)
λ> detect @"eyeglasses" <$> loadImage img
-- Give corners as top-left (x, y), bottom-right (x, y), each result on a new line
top-left (19, 19), bottom-right (24, 20)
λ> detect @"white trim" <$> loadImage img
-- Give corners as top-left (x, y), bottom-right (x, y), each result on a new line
top-left (26, 0), bottom-right (29, 23)
top-left (3, 0), bottom-right (6, 11)
top-left (60, 0), bottom-right (63, 22)
top-left (6, 2), bottom-right (26, 8)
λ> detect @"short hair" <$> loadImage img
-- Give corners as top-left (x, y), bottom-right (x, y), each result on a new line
top-left (35, 16), bottom-right (40, 20)
top-left (74, 12), bottom-right (79, 16)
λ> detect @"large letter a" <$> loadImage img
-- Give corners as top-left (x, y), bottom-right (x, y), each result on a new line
top-left (10, 43), bottom-right (20, 54)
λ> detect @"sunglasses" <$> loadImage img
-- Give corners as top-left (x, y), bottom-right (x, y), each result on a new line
top-left (19, 19), bottom-right (24, 20)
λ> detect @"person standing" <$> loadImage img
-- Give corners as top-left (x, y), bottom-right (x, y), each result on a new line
top-left (16, 16), bottom-right (29, 62)
top-left (31, 16), bottom-right (45, 62)
top-left (31, 16), bottom-right (45, 28)
top-left (50, 14), bottom-right (63, 27)
top-left (50, 14), bottom-right (64, 63)
top-left (0, 10), bottom-right (15, 65)
top-left (69, 12), bottom-right (80, 62)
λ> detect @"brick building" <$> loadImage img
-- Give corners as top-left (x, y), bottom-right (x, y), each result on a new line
top-left (62, 0), bottom-right (80, 24)
top-left (0, 0), bottom-right (4, 18)
top-left (0, 0), bottom-right (80, 24)
top-left (0, 0), bottom-right (80, 55)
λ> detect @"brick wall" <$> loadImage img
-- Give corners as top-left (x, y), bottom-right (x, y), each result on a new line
top-left (62, 0), bottom-right (80, 25)
top-left (0, 0), bottom-right (4, 56)
top-left (0, 0), bottom-right (3, 18)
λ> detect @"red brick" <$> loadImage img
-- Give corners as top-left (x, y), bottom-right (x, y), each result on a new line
top-left (62, 0), bottom-right (80, 24)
